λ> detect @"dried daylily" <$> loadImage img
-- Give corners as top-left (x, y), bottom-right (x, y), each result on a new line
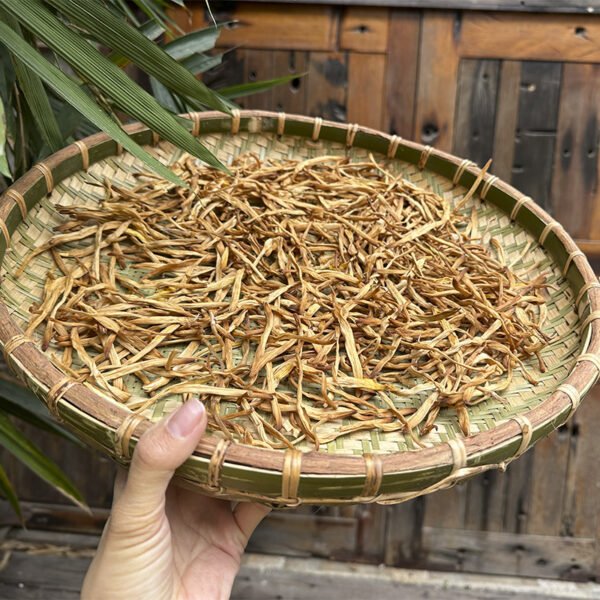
top-left (25, 154), bottom-right (548, 448)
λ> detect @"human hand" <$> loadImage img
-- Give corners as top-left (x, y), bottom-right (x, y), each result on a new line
top-left (82, 399), bottom-right (271, 599)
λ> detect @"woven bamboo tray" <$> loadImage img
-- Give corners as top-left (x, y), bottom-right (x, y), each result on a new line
top-left (1, 110), bottom-right (599, 506)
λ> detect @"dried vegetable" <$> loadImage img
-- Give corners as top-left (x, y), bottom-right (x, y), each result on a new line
top-left (21, 154), bottom-right (548, 449)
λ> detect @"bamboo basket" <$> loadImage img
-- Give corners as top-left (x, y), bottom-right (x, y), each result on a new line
top-left (1, 110), bottom-right (599, 507)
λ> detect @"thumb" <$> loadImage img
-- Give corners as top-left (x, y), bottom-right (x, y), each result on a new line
top-left (115, 399), bottom-right (207, 520)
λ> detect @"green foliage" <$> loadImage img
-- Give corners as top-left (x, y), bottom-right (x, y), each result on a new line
top-left (0, 0), bottom-right (300, 184)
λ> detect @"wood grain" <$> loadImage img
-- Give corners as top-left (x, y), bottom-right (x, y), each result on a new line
top-left (347, 53), bottom-right (387, 129)
top-left (306, 52), bottom-right (348, 121)
top-left (414, 11), bottom-right (460, 151)
top-left (552, 63), bottom-right (600, 240)
top-left (511, 62), bottom-right (562, 211)
top-left (526, 430), bottom-right (571, 536)
top-left (229, 1), bottom-right (600, 13)
top-left (2, 528), bottom-right (600, 600)
top-left (340, 7), bottom-right (390, 53)
top-left (214, 4), bottom-right (338, 51)
top-left (383, 498), bottom-right (424, 566)
top-left (453, 58), bottom-right (500, 167)
top-left (459, 13), bottom-right (600, 63)
top-left (383, 10), bottom-right (421, 137)
top-left (242, 50), bottom-right (275, 110)
top-left (421, 526), bottom-right (596, 581)
top-left (492, 60), bottom-right (521, 183)
top-left (561, 386), bottom-right (600, 545)
top-left (272, 51), bottom-right (309, 114)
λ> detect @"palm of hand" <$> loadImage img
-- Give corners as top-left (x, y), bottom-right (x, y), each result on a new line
top-left (166, 486), bottom-right (250, 600)
top-left (82, 401), bottom-right (270, 600)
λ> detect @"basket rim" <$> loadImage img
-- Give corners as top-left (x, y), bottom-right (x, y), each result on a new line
top-left (0, 109), bottom-right (599, 503)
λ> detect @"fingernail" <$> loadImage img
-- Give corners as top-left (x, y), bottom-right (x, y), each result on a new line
top-left (167, 399), bottom-right (205, 439)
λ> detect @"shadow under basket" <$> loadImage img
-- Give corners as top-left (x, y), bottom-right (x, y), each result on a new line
top-left (1, 110), bottom-right (599, 507)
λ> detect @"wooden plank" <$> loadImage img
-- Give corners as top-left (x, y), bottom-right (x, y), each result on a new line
top-left (349, 505), bottom-right (388, 563)
top-left (383, 10), bottom-right (421, 137)
top-left (305, 51), bottom-right (348, 122)
top-left (414, 11), bottom-right (460, 152)
top-left (384, 498), bottom-right (424, 566)
top-left (551, 63), bottom-right (600, 240)
top-left (511, 62), bottom-right (562, 211)
top-left (453, 58), bottom-right (500, 167)
top-left (242, 50), bottom-right (275, 110)
top-left (526, 429), bottom-right (571, 536)
top-left (561, 385), bottom-right (600, 547)
top-left (347, 53), bottom-right (387, 129)
top-left (0, 500), bottom-right (109, 533)
top-left (248, 511), bottom-right (358, 559)
top-left (459, 13), bottom-right (600, 63)
top-left (230, 1), bottom-right (600, 14)
top-left (423, 485), bottom-right (468, 530)
top-left (340, 7), bottom-right (390, 53)
top-left (501, 452), bottom-right (535, 534)
top-left (271, 51), bottom-right (310, 114)
top-left (492, 60), bottom-right (521, 183)
top-left (208, 4), bottom-right (338, 51)
top-left (421, 526), bottom-right (596, 581)
top-left (2, 529), bottom-right (600, 600)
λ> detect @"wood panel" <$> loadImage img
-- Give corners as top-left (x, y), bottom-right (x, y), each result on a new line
top-left (272, 51), bottom-right (310, 113)
top-left (242, 50), bottom-right (275, 110)
top-left (3, 529), bottom-right (600, 600)
top-left (347, 53), bottom-right (387, 129)
top-left (414, 11), bottom-right (460, 151)
top-left (511, 61), bottom-right (562, 211)
top-left (453, 58), bottom-right (500, 167)
top-left (248, 511), bottom-right (358, 558)
top-left (384, 498), bottom-right (424, 567)
top-left (459, 13), bottom-right (600, 63)
top-left (552, 63), bottom-right (600, 240)
top-left (561, 386), bottom-right (600, 550)
top-left (305, 51), bottom-right (348, 121)
top-left (526, 429), bottom-right (571, 536)
top-left (231, 0), bottom-right (600, 13)
top-left (421, 527), bottom-right (596, 581)
top-left (214, 4), bottom-right (338, 51)
top-left (340, 7), bottom-right (390, 53)
top-left (383, 10), bottom-right (421, 137)
top-left (491, 60), bottom-right (521, 183)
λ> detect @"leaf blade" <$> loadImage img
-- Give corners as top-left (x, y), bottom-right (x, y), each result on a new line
top-left (0, 20), bottom-right (188, 186)
top-left (1, 0), bottom-right (227, 172)
top-left (0, 462), bottom-right (21, 520)
top-left (0, 412), bottom-right (86, 509)
top-left (45, 0), bottom-right (231, 114)
top-left (218, 73), bottom-right (305, 100)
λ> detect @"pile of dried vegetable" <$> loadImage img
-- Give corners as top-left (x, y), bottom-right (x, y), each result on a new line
top-left (21, 154), bottom-right (549, 449)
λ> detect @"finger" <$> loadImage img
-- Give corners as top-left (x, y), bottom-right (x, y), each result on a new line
top-left (112, 466), bottom-right (127, 504)
top-left (115, 399), bottom-right (207, 520)
top-left (232, 502), bottom-right (271, 542)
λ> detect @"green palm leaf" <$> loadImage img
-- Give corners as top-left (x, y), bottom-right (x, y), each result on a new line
top-left (0, 20), bottom-right (188, 186)
top-left (0, 412), bottom-right (86, 509)
top-left (0, 378), bottom-right (82, 445)
top-left (161, 25), bottom-right (225, 60)
top-left (219, 73), bottom-right (306, 100)
top-left (45, 0), bottom-right (232, 114)
top-left (0, 462), bottom-right (21, 520)
top-left (2, 12), bottom-right (63, 153)
top-left (0, 0), bottom-right (226, 172)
